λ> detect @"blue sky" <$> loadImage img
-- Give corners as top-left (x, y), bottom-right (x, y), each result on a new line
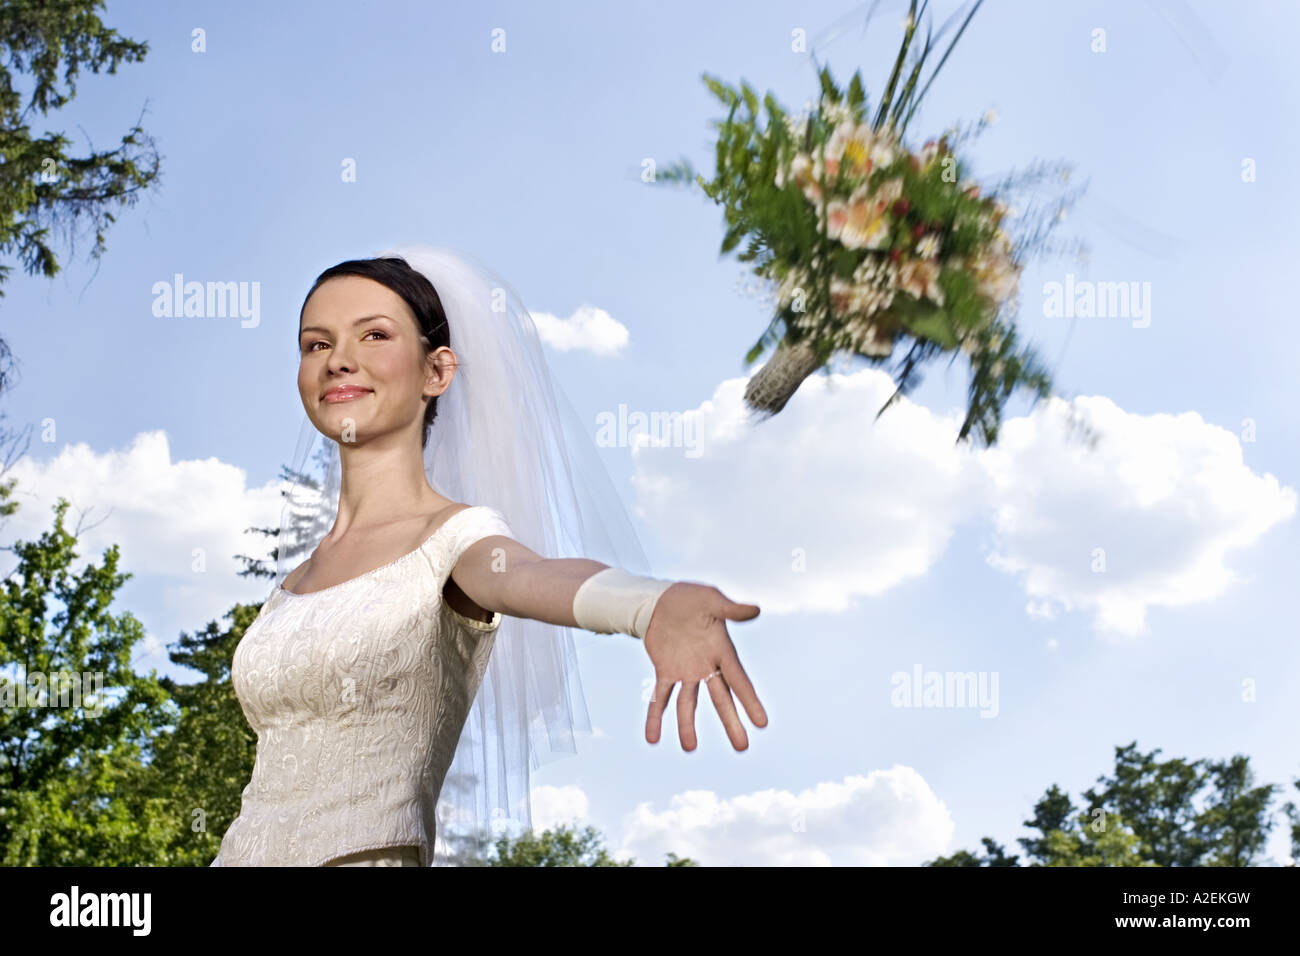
top-left (5, 0), bottom-right (1298, 865)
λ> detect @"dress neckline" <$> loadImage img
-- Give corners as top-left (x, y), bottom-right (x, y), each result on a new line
top-left (276, 505), bottom-right (479, 598)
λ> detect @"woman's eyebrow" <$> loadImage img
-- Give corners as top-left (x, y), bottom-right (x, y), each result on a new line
top-left (299, 313), bottom-right (393, 336)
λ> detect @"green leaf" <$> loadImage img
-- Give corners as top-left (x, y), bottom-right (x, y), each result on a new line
top-left (818, 65), bottom-right (840, 105)
top-left (903, 309), bottom-right (959, 348)
top-left (847, 71), bottom-right (865, 111)
top-left (721, 222), bottom-right (745, 253)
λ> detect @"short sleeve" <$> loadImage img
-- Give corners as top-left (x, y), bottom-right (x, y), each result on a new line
top-left (432, 506), bottom-right (513, 628)
top-left (438, 506), bottom-right (513, 572)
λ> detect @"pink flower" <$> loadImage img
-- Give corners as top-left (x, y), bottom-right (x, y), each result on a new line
top-left (898, 258), bottom-right (944, 305)
top-left (826, 184), bottom-right (892, 250)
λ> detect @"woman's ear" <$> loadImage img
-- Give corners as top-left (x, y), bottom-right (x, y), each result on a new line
top-left (425, 346), bottom-right (457, 398)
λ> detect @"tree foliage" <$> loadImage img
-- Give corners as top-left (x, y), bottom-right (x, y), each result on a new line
top-left (926, 742), bottom-right (1286, 867)
top-left (0, 0), bottom-right (162, 394)
top-left (484, 822), bottom-right (696, 867)
top-left (0, 497), bottom-right (173, 864)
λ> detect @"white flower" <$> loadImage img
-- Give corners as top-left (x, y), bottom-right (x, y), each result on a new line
top-left (776, 151), bottom-right (825, 205)
top-left (915, 233), bottom-right (941, 259)
top-left (875, 176), bottom-right (904, 206)
top-left (822, 257), bottom-right (902, 357)
top-left (775, 265), bottom-right (811, 311)
top-left (821, 99), bottom-right (854, 128)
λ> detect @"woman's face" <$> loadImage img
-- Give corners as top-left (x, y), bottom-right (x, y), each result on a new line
top-left (297, 275), bottom-right (452, 446)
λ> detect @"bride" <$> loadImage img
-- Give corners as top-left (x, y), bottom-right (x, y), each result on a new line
top-left (210, 245), bottom-right (767, 867)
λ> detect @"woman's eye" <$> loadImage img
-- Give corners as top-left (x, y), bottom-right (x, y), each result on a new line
top-left (303, 331), bottom-right (385, 352)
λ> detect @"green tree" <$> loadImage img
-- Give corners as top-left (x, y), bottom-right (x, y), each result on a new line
top-left (927, 836), bottom-right (1018, 867)
top-left (1079, 742), bottom-right (1209, 866)
top-left (1036, 811), bottom-right (1154, 867)
top-left (0, 497), bottom-right (173, 864)
top-left (925, 741), bottom-right (1282, 867)
top-left (135, 600), bottom-right (260, 866)
top-left (1016, 783), bottom-right (1073, 862)
top-left (0, 466), bottom-right (18, 523)
top-left (1281, 771), bottom-right (1300, 866)
top-left (0, 0), bottom-right (162, 392)
top-left (1184, 754), bottom-right (1277, 867)
top-left (485, 822), bottom-right (696, 867)
top-left (1080, 743), bottom-right (1276, 866)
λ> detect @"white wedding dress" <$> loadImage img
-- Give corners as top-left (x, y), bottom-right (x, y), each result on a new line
top-left (210, 505), bottom-right (512, 867)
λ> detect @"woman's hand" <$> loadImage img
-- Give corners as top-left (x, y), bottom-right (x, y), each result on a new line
top-left (642, 582), bottom-right (767, 752)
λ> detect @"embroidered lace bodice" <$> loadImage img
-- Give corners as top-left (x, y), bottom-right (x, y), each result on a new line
top-left (210, 505), bottom-right (512, 866)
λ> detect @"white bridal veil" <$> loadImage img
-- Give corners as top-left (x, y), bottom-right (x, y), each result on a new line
top-left (273, 244), bottom-right (652, 865)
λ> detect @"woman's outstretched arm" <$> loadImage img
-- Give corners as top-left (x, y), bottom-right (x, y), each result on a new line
top-left (450, 536), bottom-right (768, 752)
top-left (447, 531), bottom-right (609, 628)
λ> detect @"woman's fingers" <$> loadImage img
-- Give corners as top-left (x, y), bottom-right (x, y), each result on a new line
top-left (676, 678), bottom-right (700, 751)
top-left (704, 668), bottom-right (749, 751)
top-left (721, 648), bottom-right (768, 729)
top-left (645, 676), bottom-right (676, 744)
top-left (643, 591), bottom-right (766, 751)
top-left (722, 597), bottom-right (761, 622)
top-left (715, 595), bottom-right (765, 729)
top-left (648, 666), bottom-right (764, 751)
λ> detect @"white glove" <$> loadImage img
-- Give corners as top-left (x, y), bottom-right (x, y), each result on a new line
top-left (572, 567), bottom-right (675, 640)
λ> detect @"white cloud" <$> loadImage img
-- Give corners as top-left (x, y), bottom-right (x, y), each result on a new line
top-left (628, 368), bottom-right (1296, 636)
top-left (529, 784), bottom-right (591, 832)
top-left (976, 395), bottom-right (1296, 637)
top-left (630, 372), bottom-right (980, 614)
top-left (530, 305), bottom-right (629, 355)
top-left (615, 767), bottom-right (954, 866)
top-left (5, 430), bottom-right (285, 654)
top-left (1026, 599), bottom-right (1059, 621)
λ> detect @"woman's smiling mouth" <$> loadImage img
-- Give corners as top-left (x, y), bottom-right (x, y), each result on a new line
top-left (322, 385), bottom-right (372, 403)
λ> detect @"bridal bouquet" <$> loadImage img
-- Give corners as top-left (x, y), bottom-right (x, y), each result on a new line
top-left (656, 0), bottom-right (1084, 446)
